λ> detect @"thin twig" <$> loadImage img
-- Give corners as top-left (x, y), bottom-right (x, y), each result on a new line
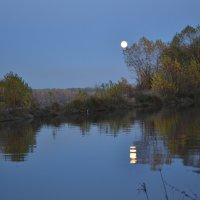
top-left (159, 169), bottom-right (169, 200)
top-left (138, 182), bottom-right (150, 200)
top-left (165, 181), bottom-right (200, 200)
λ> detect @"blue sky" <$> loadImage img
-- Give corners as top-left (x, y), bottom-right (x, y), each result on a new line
top-left (0, 0), bottom-right (200, 88)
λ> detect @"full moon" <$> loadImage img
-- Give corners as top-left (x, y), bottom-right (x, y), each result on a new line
top-left (121, 41), bottom-right (128, 49)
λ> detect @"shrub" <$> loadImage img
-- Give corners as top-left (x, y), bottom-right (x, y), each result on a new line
top-left (152, 73), bottom-right (177, 96)
top-left (2, 72), bottom-right (32, 108)
top-left (66, 79), bottom-right (134, 113)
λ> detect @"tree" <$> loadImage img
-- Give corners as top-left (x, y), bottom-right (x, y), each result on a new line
top-left (0, 80), bottom-right (4, 101)
top-left (2, 72), bottom-right (32, 108)
top-left (163, 25), bottom-right (200, 65)
top-left (123, 37), bottom-right (165, 89)
top-left (155, 25), bottom-right (200, 96)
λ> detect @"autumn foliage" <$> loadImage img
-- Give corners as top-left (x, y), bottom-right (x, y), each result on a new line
top-left (66, 78), bottom-right (135, 113)
top-left (123, 25), bottom-right (200, 97)
top-left (0, 72), bottom-right (32, 109)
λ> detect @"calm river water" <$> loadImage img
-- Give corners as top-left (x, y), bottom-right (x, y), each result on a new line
top-left (0, 108), bottom-right (200, 200)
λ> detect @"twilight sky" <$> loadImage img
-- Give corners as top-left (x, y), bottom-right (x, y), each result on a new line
top-left (0, 0), bottom-right (200, 88)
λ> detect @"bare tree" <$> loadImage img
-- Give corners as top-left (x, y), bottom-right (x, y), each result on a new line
top-left (123, 37), bottom-right (165, 89)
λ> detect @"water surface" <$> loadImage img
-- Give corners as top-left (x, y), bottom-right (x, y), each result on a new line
top-left (0, 109), bottom-right (200, 200)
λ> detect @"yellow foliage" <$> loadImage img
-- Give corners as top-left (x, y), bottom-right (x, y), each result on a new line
top-left (152, 73), bottom-right (177, 96)
top-left (1, 72), bottom-right (32, 108)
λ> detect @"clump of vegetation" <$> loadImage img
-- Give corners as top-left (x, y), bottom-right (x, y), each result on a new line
top-left (0, 72), bottom-right (32, 109)
top-left (123, 25), bottom-right (200, 102)
top-left (134, 91), bottom-right (162, 108)
top-left (151, 73), bottom-right (177, 96)
top-left (32, 88), bottom-right (79, 107)
top-left (152, 25), bottom-right (200, 97)
top-left (66, 78), bottom-right (136, 114)
top-left (66, 78), bottom-right (162, 114)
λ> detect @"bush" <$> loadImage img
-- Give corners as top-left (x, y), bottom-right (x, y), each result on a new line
top-left (134, 91), bottom-right (162, 107)
top-left (66, 79), bottom-right (135, 113)
top-left (152, 73), bottom-right (177, 96)
top-left (1, 72), bottom-right (32, 108)
top-left (178, 60), bottom-right (200, 95)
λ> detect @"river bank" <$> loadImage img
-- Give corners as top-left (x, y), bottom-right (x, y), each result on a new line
top-left (0, 91), bottom-right (197, 123)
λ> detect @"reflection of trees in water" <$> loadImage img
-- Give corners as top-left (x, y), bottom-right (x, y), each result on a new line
top-left (0, 117), bottom-right (71, 162)
top-left (155, 109), bottom-right (200, 169)
top-left (95, 112), bottom-right (136, 136)
top-left (65, 112), bottom-right (137, 136)
top-left (133, 136), bottom-right (172, 171)
top-left (1, 108), bottom-right (200, 168)
top-left (0, 112), bottom-right (138, 162)
top-left (133, 108), bottom-right (200, 171)
top-left (0, 121), bottom-right (41, 162)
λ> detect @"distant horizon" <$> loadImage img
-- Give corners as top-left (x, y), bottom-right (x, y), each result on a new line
top-left (1, 0), bottom-right (200, 88)
top-left (0, 70), bottom-right (135, 89)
